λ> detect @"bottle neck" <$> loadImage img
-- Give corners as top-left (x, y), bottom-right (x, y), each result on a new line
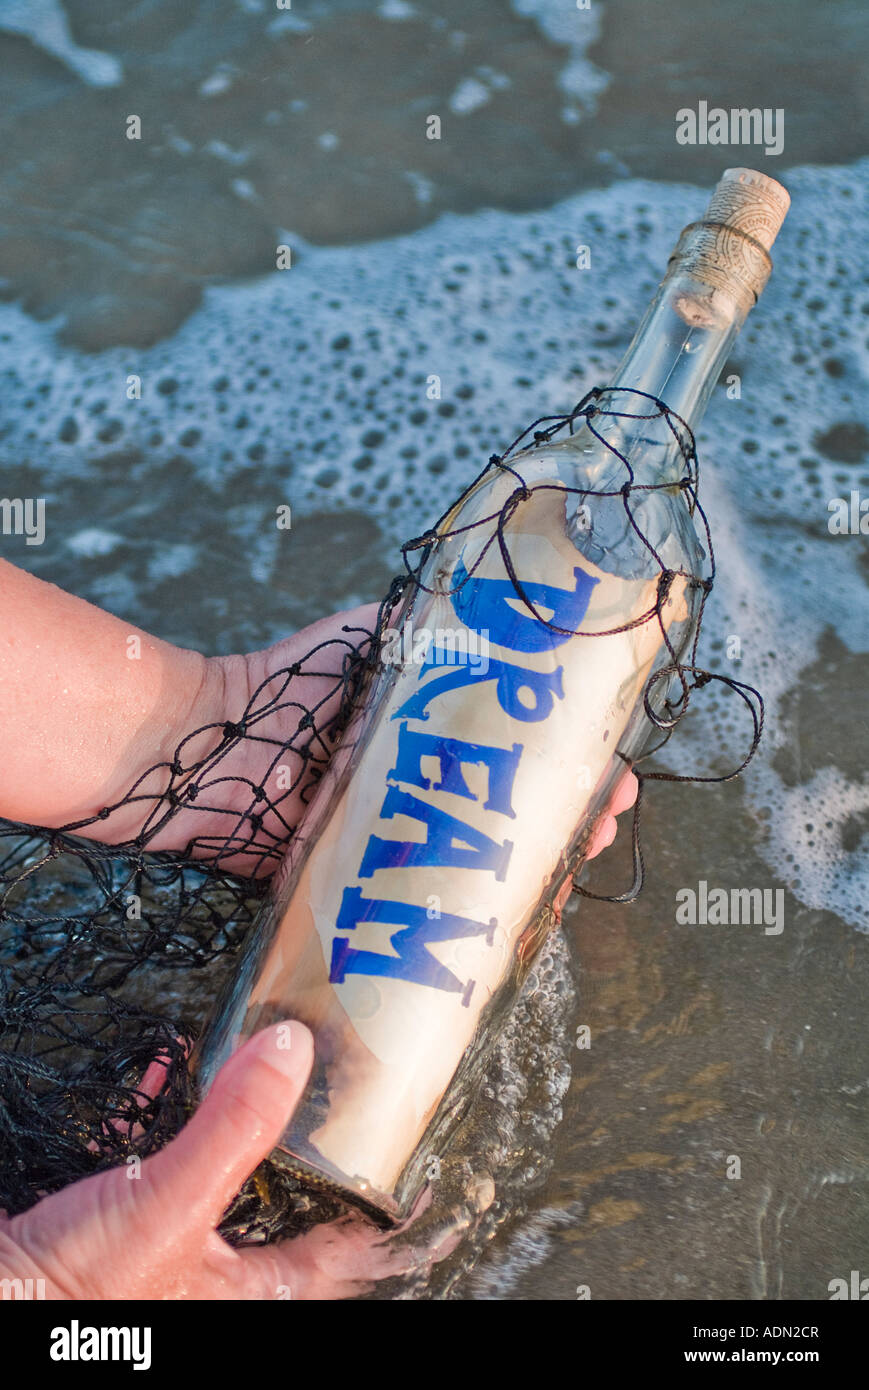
top-left (606, 268), bottom-right (748, 431)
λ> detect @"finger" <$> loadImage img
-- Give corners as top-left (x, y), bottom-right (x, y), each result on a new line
top-left (267, 603), bottom-right (381, 680)
top-left (240, 1168), bottom-right (494, 1301)
top-left (584, 772), bottom-right (638, 862)
top-left (289, 602), bottom-right (381, 650)
top-left (136, 1042), bottom-right (183, 1107)
top-left (139, 1021), bottom-right (314, 1231)
top-left (238, 1195), bottom-right (458, 1302)
top-left (610, 770), bottom-right (639, 816)
top-left (91, 1040), bottom-right (187, 1151)
top-left (586, 814), bottom-right (617, 861)
top-left (238, 1213), bottom-right (421, 1301)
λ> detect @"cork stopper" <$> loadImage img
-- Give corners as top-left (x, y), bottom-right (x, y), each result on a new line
top-left (703, 168), bottom-right (790, 252)
top-left (668, 168), bottom-right (790, 319)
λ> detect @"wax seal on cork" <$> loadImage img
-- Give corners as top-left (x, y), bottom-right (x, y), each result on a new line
top-left (669, 167), bottom-right (791, 320)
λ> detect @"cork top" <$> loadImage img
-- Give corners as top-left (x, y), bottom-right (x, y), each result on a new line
top-left (703, 168), bottom-right (790, 251)
top-left (668, 168), bottom-right (790, 316)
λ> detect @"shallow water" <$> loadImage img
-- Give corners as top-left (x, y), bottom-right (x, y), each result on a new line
top-left (0, 0), bottom-right (867, 1299)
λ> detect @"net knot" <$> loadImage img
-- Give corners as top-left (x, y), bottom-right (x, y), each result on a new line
top-left (222, 721), bottom-right (245, 740)
top-left (657, 568), bottom-right (676, 600)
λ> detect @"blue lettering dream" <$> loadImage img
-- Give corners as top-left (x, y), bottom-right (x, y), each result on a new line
top-left (328, 561), bottom-right (599, 999)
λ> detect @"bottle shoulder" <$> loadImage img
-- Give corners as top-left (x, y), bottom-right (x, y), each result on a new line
top-left (438, 426), bottom-right (705, 583)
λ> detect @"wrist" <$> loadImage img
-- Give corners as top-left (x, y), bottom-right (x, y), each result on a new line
top-left (77, 651), bottom-right (246, 851)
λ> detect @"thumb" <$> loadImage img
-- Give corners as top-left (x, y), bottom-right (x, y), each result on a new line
top-left (140, 1021), bottom-right (314, 1229)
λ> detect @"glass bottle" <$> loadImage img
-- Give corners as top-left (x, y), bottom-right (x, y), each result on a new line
top-left (194, 169), bottom-right (790, 1222)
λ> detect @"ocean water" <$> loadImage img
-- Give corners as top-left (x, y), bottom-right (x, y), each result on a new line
top-left (0, 0), bottom-right (867, 1300)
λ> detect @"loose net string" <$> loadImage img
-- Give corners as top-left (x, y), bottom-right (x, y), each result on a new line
top-left (0, 387), bottom-right (763, 1235)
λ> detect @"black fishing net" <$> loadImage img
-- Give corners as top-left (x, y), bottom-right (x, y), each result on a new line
top-left (0, 387), bottom-right (763, 1245)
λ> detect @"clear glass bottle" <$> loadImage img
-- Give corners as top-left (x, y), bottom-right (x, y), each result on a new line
top-left (194, 169), bottom-right (789, 1222)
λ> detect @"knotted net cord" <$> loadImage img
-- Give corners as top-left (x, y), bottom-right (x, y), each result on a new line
top-left (399, 386), bottom-right (763, 903)
top-left (0, 387), bottom-right (763, 1238)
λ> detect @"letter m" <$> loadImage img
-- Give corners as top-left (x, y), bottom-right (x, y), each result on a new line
top-left (730, 887), bottom-right (763, 924)
top-left (0, 499), bottom-right (23, 535)
top-left (103, 1329), bottom-right (128, 1361)
top-left (731, 107), bottom-right (762, 143)
top-left (330, 887), bottom-right (495, 994)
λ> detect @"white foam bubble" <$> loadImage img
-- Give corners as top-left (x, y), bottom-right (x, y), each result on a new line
top-left (66, 528), bottom-right (124, 558)
top-left (510, 0), bottom-right (610, 112)
top-left (448, 77), bottom-right (493, 116)
top-left (0, 0), bottom-right (123, 88)
top-left (465, 1203), bottom-right (581, 1299)
top-left (378, 0), bottom-right (416, 19)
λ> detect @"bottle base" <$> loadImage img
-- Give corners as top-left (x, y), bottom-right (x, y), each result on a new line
top-left (268, 1143), bottom-right (405, 1229)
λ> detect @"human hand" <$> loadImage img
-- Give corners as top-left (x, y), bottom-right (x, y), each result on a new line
top-left (0, 559), bottom-right (379, 861)
top-left (0, 1021), bottom-right (439, 1300)
top-left (124, 603), bottom-right (384, 873)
